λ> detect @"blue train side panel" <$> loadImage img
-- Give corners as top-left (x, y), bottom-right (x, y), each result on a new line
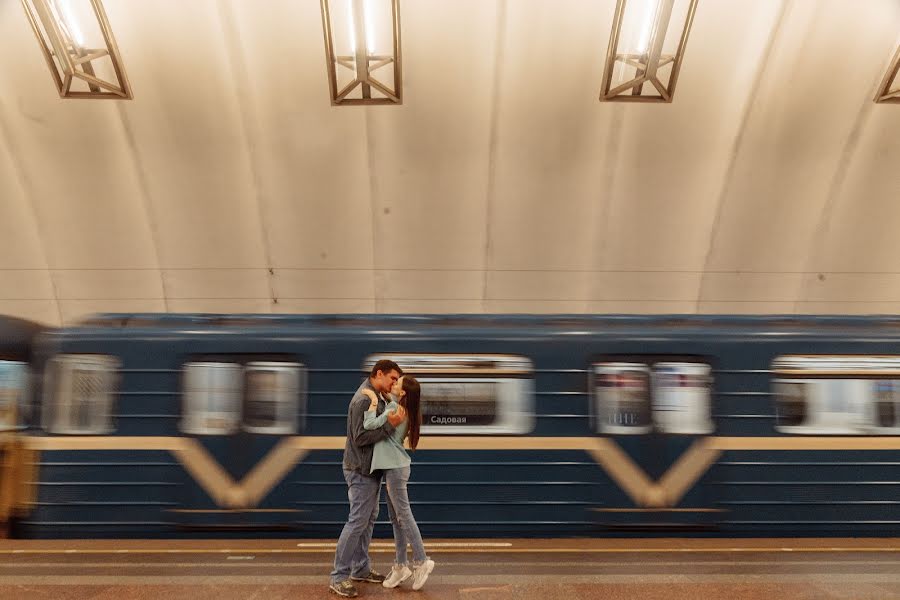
top-left (17, 314), bottom-right (900, 538)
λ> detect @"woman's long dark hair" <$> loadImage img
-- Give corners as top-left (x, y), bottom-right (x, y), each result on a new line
top-left (398, 376), bottom-right (422, 450)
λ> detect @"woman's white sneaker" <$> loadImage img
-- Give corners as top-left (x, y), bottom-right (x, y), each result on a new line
top-left (411, 559), bottom-right (434, 590)
top-left (382, 564), bottom-right (412, 588)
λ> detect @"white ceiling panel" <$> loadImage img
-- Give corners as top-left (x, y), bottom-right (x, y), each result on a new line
top-left (108, 0), bottom-right (268, 270)
top-left (273, 298), bottom-right (376, 313)
top-left (225, 0), bottom-right (376, 271)
top-left (0, 2), bottom-right (158, 272)
top-left (0, 124), bottom-right (49, 270)
top-left (590, 272), bottom-right (702, 303)
top-left (368, 0), bottom-right (499, 272)
top-left (800, 273), bottom-right (900, 304)
top-left (698, 301), bottom-right (796, 314)
top-left (163, 268), bottom-right (270, 300)
top-left (52, 269), bottom-right (164, 301)
top-left (273, 269), bottom-right (374, 302)
top-left (1, 0), bottom-right (899, 323)
top-left (0, 270), bottom-right (55, 301)
top-left (0, 300), bottom-right (60, 325)
top-left (699, 272), bottom-right (804, 304)
top-left (487, 0), bottom-right (611, 273)
top-left (487, 270), bottom-right (590, 302)
top-left (590, 301), bottom-right (699, 314)
top-left (800, 107), bottom-right (900, 277)
top-left (377, 270), bottom-right (484, 302)
top-left (379, 299), bottom-right (485, 313)
top-left (800, 302), bottom-right (900, 315)
top-left (702, 0), bottom-right (899, 273)
top-left (602, 0), bottom-right (784, 273)
top-left (483, 300), bottom-right (589, 313)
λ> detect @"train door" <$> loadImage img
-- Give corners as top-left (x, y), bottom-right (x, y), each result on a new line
top-left (0, 361), bottom-right (28, 432)
top-left (593, 360), bottom-right (718, 531)
top-left (176, 359), bottom-right (306, 532)
top-left (0, 360), bottom-right (28, 537)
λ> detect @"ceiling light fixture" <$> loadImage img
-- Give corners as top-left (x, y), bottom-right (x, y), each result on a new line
top-left (320, 0), bottom-right (402, 105)
top-left (600, 0), bottom-right (697, 103)
top-left (875, 44), bottom-right (900, 103)
top-left (22, 0), bottom-right (131, 99)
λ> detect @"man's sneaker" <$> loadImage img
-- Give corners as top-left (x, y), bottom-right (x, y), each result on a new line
top-left (328, 580), bottom-right (358, 597)
top-left (411, 559), bottom-right (435, 591)
top-left (350, 568), bottom-right (386, 583)
top-left (382, 564), bottom-right (412, 589)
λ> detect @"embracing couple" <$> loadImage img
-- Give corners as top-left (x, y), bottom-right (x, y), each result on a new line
top-left (329, 359), bottom-right (434, 597)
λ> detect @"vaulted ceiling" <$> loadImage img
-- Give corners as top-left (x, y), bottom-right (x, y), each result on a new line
top-left (1, 0), bottom-right (899, 326)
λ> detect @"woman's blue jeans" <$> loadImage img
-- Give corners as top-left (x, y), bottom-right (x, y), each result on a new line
top-left (384, 466), bottom-right (428, 565)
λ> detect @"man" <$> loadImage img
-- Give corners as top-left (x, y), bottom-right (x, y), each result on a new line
top-left (329, 359), bottom-right (405, 597)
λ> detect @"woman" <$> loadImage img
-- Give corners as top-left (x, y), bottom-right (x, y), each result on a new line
top-left (360, 376), bottom-right (434, 590)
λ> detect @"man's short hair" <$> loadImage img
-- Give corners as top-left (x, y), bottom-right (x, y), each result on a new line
top-left (370, 359), bottom-right (402, 378)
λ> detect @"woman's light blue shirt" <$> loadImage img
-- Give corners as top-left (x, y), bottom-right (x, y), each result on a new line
top-left (364, 399), bottom-right (411, 472)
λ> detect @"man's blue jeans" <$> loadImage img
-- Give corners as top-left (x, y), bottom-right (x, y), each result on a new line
top-left (330, 469), bottom-right (382, 584)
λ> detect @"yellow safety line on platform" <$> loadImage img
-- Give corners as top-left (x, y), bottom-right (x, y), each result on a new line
top-left (0, 546), bottom-right (897, 555)
top-left (296, 542), bottom-right (513, 547)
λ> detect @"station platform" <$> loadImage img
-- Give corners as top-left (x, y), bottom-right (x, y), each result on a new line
top-left (0, 538), bottom-right (897, 599)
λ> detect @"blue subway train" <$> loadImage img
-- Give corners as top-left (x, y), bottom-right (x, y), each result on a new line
top-left (1, 313), bottom-right (899, 539)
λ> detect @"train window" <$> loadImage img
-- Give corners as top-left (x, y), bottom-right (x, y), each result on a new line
top-left (774, 381), bottom-right (807, 427)
top-left (593, 363), bottom-right (652, 434)
top-left (42, 355), bottom-right (118, 435)
top-left (592, 361), bottom-right (713, 434)
top-left (651, 363), bottom-right (714, 434)
top-left (243, 362), bottom-right (304, 434)
top-left (772, 355), bottom-right (900, 434)
top-left (0, 361), bottom-right (27, 431)
top-left (418, 380), bottom-right (499, 428)
top-left (181, 362), bottom-right (242, 435)
top-left (362, 354), bottom-right (534, 435)
top-left (773, 378), bottom-right (870, 433)
top-left (872, 381), bottom-right (900, 431)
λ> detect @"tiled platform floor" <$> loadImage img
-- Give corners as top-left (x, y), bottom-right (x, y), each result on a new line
top-left (0, 538), bottom-right (897, 599)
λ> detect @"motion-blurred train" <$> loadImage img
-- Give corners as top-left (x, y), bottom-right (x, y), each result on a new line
top-left (0, 313), bottom-right (898, 539)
